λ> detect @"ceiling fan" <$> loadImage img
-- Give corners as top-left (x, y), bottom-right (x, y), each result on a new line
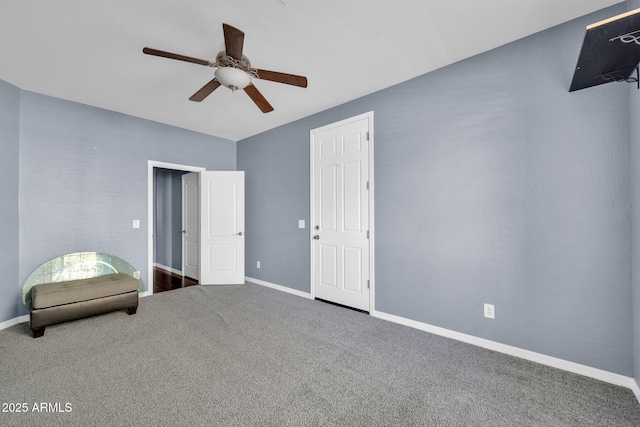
top-left (143, 23), bottom-right (308, 113)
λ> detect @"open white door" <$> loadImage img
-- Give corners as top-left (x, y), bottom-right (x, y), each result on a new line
top-left (199, 171), bottom-right (245, 285)
top-left (182, 173), bottom-right (199, 280)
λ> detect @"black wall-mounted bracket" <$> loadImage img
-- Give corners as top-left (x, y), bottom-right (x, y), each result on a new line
top-left (594, 65), bottom-right (640, 89)
top-left (570, 9), bottom-right (640, 92)
top-left (629, 66), bottom-right (640, 90)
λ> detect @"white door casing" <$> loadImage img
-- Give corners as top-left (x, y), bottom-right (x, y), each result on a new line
top-left (310, 112), bottom-right (373, 312)
top-left (182, 173), bottom-right (199, 280)
top-left (199, 171), bottom-right (245, 285)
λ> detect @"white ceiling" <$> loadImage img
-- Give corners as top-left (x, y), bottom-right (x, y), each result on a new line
top-left (0, 0), bottom-right (620, 141)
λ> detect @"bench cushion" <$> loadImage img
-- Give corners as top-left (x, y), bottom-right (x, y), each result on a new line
top-left (31, 273), bottom-right (138, 309)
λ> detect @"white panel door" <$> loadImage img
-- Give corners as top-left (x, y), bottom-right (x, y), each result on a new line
top-left (312, 114), bottom-right (371, 311)
top-left (200, 171), bottom-right (245, 285)
top-left (182, 173), bottom-right (199, 280)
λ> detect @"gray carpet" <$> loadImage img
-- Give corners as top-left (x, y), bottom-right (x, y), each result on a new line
top-left (1, 284), bottom-right (639, 426)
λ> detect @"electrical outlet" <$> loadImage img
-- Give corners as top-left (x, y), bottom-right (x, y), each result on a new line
top-left (257, 261), bottom-right (261, 269)
top-left (484, 303), bottom-right (495, 319)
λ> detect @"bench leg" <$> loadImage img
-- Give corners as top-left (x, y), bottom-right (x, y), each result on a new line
top-left (127, 306), bottom-right (137, 315)
top-left (32, 327), bottom-right (45, 338)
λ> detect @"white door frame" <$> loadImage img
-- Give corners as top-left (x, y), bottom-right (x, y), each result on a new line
top-left (309, 111), bottom-right (375, 314)
top-left (146, 160), bottom-right (206, 297)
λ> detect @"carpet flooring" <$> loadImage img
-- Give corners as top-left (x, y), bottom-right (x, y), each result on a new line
top-left (1, 284), bottom-right (640, 426)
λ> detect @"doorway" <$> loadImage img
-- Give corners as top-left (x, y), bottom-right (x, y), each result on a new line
top-left (147, 161), bottom-right (205, 296)
top-left (154, 168), bottom-right (189, 274)
top-left (310, 112), bottom-right (374, 312)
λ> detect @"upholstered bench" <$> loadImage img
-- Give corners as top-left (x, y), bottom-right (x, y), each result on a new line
top-left (29, 273), bottom-right (138, 338)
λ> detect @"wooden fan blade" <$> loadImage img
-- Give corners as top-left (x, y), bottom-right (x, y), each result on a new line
top-left (143, 47), bottom-right (210, 66)
top-left (189, 79), bottom-right (221, 102)
top-left (223, 23), bottom-right (244, 60)
top-left (244, 84), bottom-right (274, 113)
top-left (255, 69), bottom-right (308, 88)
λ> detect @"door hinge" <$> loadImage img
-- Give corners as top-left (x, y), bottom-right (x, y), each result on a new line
top-left (366, 230), bottom-right (370, 239)
top-left (366, 181), bottom-right (369, 190)
top-left (367, 279), bottom-right (370, 289)
top-left (366, 131), bottom-right (370, 141)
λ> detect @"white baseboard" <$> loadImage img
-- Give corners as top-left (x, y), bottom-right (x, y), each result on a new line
top-left (153, 263), bottom-right (182, 276)
top-left (0, 315), bottom-right (29, 330)
top-left (630, 380), bottom-right (640, 403)
top-left (245, 276), bottom-right (313, 300)
top-left (373, 310), bottom-right (640, 400)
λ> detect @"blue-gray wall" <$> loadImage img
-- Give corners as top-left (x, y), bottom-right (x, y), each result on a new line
top-left (154, 167), bottom-right (188, 271)
top-left (629, 0), bottom-right (640, 392)
top-left (15, 90), bottom-right (235, 317)
top-left (0, 80), bottom-right (20, 323)
top-left (239, 4), bottom-right (634, 375)
top-left (237, 123), bottom-right (311, 292)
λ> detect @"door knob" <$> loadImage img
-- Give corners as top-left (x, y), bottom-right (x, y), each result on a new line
top-left (313, 235), bottom-right (320, 240)
top-left (236, 231), bottom-right (243, 236)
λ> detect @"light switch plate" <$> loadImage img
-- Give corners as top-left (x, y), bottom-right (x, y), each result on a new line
top-left (298, 220), bottom-right (305, 229)
top-left (133, 220), bottom-right (140, 229)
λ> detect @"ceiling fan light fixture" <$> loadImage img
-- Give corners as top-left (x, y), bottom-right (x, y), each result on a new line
top-left (215, 67), bottom-right (251, 91)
